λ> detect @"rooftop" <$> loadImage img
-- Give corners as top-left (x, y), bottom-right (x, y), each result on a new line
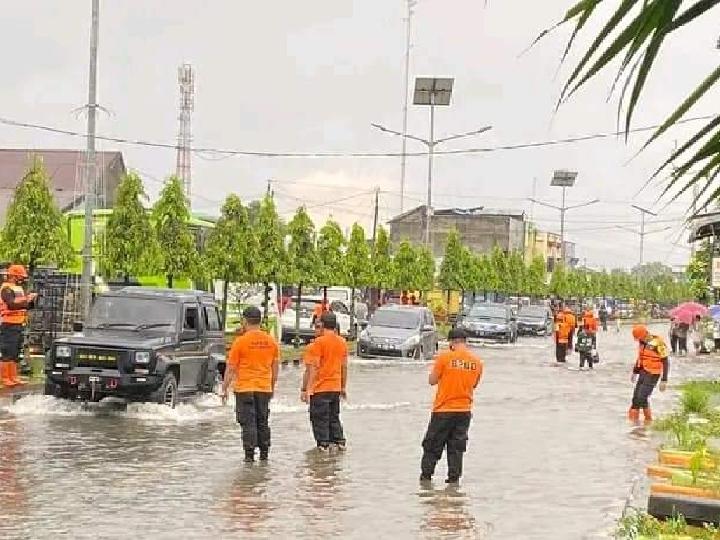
top-left (388, 205), bottom-right (525, 223)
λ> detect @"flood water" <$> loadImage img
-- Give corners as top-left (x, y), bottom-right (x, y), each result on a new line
top-left (1, 324), bottom-right (718, 539)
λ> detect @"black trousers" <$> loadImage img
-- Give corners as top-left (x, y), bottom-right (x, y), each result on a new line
top-left (421, 412), bottom-right (471, 480)
top-left (678, 337), bottom-right (688, 354)
top-left (0, 324), bottom-right (22, 361)
top-left (670, 334), bottom-right (678, 354)
top-left (555, 343), bottom-right (568, 363)
top-left (579, 351), bottom-right (593, 369)
top-left (235, 392), bottom-right (272, 452)
top-left (309, 391), bottom-right (345, 447)
top-left (631, 371), bottom-right (660, 409)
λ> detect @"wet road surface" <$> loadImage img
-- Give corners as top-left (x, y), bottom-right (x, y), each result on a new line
top-left (1, 324), bottom-right (718, 539)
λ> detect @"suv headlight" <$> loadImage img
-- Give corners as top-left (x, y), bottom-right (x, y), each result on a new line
top-left (402, 335), bottom-right (420, 348)
top-left (56, 345), bottom-right (71, 358)
top-left (135, 351), bottom-right (151, 364)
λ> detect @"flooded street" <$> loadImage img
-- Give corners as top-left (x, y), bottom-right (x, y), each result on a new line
top-left (1, 324), bottom-right (717, 539)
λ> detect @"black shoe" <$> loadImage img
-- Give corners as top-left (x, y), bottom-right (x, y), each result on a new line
top-left (445, 477), bottom-right (459, 484)
top-left (317, 445), bottom-right (330, 454)
top-left (334, 441), bottom-right (347, 452)
top-left (244, 451), bottom-right (255, 463)
top-left (420, 474), bottom-right (432, 482)
top-left (259, 449), bottom-right (269, 461)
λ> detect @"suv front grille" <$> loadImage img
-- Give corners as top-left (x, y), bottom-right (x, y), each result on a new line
top-left (73, 347), bottom-right (128, 369)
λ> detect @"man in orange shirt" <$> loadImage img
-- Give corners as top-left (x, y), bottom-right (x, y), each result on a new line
top-left (554, 310), bottom-right (571, 363)
top-left (301, 312), bottom-right (348, 452)
top-left (221, 306), bottom-right (280, 463)
top-left (420, 328), bottom-right (483, 484)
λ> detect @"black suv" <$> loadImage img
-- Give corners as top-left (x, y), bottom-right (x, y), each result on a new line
top-left (44, 288), bottom-right (226, 407)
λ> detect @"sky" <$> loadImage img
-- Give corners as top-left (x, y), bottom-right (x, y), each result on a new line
top-left (0, 0), bottom-right (717, 269)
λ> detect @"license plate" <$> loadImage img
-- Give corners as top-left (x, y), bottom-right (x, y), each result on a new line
top-left (89, 376), bottom-right (100, 383)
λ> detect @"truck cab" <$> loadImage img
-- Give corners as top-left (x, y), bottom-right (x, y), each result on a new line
top-left (44, 287), bottom-right (226, 407)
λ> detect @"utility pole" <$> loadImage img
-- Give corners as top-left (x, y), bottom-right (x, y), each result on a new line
top-left (81, 0), bottom-right (100, 321)
top-left (372, 187), bottom-right (380, 245)
top-left (425, 94), bottom-right (435, 247)
top-left (559, 186), bottom-right (567, 263)
top-left (632, 205), bottom-right (657, 266)
top-left (399, 0), bottom-right (416, 213)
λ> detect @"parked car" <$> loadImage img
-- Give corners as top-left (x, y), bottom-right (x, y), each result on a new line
top-left (357, 305), bottom-right (437, 360)
top-left (44, 288), bottom-right (226, 407)
top-left (457, 303), bottom-right (518, 343)
top-left (281, 296), bottom-right (353, 344)
top-left (517, 305), bottom-right (553, 336)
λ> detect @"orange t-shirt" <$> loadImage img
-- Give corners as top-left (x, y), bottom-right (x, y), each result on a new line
top-left (303, 331), bottom-right (348, 394)
top-left (227, 328), bottom-right (279, 393)
top-left (431, 346), bottom-right (483, 413)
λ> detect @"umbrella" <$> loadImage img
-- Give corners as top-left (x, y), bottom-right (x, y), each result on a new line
top-left (709, 305), bottom-right (720, 319)
top-left (670, 302), bottom-right (708, 324)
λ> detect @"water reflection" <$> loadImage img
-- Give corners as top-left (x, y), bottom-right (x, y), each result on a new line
top-left (294, 450), bottom-right (348, 535)
top-left (224, 464), bottom-right (275, 535)
top-left (418, 486), bottom-right (486, 539)
top-left (0, 418), bottom-right (29, 538)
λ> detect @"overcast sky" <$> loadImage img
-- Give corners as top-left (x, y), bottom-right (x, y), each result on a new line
top-left (1, 0), bottom-right (717, 268)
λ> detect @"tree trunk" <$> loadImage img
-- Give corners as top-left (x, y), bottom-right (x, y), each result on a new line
top-left (167, 274), bottom-right (173, 288)
top-left (472, 291), bottom-right (476, 304)
top-left (262, 281), bottom-right (270, 326)
top-left (350, 286), bottom-right (356, 341)
top-left (124, 273), bottom-right (130, 285)
top-left (221, 278), bottom-right (229, 331)
top-left (294, 283), bottom-right (303, 349)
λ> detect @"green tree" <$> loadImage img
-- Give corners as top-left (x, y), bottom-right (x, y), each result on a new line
top-left (102, 172), bottom-right (158, 284)
top-left (204, 194), bottom-right (255, 326)
top-left (286, 207), bottom-right (317, 348)
top-left (476, 254), bottom-right (499, 300)
top-left (549, 262), bottom-right (569, 298)
top-left (316, 220), bottom-right (345, 304)
top-left (687, 240), bottom-right (711, 302)
top-left (393, 240), bottom-right (418, 291)
top-left (254, 195), bottom-right (286, 325)
top-left (415, 245), bottom-right (436, 293)
top-left (1, 157), bottom-right (73, 270)
top-left (505, 251), bottom-right (527, 297)
top-left (541, 1), bottom-right (720, 205)
top-left (344, 223), bottom-right (371, 337)
top-left (526, 255), bottom-right (548, 299)
top-left (152, 176), bottom-right (197, 288)
top-left (438, 229), bottom-right (464, 294)
top-left (371, 226), bottom-right (394, 305)
top-left (490, 246), bottom-right (510, 295)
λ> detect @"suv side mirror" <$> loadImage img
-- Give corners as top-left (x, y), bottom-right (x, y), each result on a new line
top-left (72, 321), bottom-right (84, 333)
top-left (422, 324), bottom-right (434, 332)
top-left (181, 329), bottom-right (198, 341)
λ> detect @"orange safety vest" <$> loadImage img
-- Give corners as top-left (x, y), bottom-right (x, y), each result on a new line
top-left (582, 311), bottom-right (598, 333)
top-left (0, 282), bottom-right (27, 325)
top-left (555, 315), bottom-right (570, 344)
top-left (636, 335), bottom-right (667, 375)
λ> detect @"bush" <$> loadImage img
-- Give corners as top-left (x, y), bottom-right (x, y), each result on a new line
top-left (682, 386), bottom-right (712, 415)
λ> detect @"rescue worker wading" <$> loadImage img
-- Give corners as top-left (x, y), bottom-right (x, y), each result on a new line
top-left (581, 307), bottom-right (598, 347)
top-left (420, 328), bottom-right (483, 485)
top-left (0, 265), bottom-right (36, 387)
top-left (554, 311), bottom-right (571, 363)
top-left (221, 306), bottom-right (280, 463)
top-left (301, 312), bottom-right (348, 452)
top-left (629, 325), bottom-right (669, 426)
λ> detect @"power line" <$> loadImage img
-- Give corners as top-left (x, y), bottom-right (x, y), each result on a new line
top-left (0, 113), bottom-right (714, 159)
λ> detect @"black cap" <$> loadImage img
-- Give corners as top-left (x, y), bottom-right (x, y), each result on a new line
top-left (448, 328), bottom-right (467, 341)
top-left (243, 306), bottom-right (262, 323)
top-left (320, 311), bottom-right (337, 330)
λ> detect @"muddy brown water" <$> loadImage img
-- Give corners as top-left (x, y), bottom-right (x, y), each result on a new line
top-left (1, 324), bottom-right (718, 539)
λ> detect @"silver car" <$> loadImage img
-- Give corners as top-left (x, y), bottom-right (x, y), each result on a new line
top-left (357, 305), bottom-right (438, 360)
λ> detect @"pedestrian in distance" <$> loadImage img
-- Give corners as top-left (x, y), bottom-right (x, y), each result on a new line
top-left (676, 321), bottom-right (689, 356)
top-left (668, 317), bottom-right (679, 355)
top-left (691, 314), bottom-right (704, 355)
top-left (221, 306), bottom-right (280, 463)
top-left (599, 305), bottom-right (609, 332)
top-left (581, 305), bottom-right (599, 348)
top-left (0, 265), bottom-right (36, 388)
top-left (301, 312), bottom-right (348, 453)
top-left (563, 305), bottom-right (577, 352)
top-left (628, 325), bottom-right (669, 426)
top-left (420, 328), bottom-right (483, 485)
top-left (575, 323), bottom-right (596, 370)
top-left (554, 309), bottom-right (571, 363)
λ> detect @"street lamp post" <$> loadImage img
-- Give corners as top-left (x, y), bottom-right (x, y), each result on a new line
top-left (616, 205), bottom-right (670, 267)
top-left (372, 78), bottom-right (491, 249)
top-left (529, 170), bottom-right (598, 266)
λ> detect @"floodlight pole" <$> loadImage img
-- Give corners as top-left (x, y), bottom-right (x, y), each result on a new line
top-left (560, 186), bottom-right (567, 264)
top-left (425, 95), bottom-right (435, 246)
top-left (632, 204), bottom-right (658, 266)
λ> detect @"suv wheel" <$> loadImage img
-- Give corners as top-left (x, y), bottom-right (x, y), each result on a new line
top-left (152, 372), bottom-right (178, 408)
